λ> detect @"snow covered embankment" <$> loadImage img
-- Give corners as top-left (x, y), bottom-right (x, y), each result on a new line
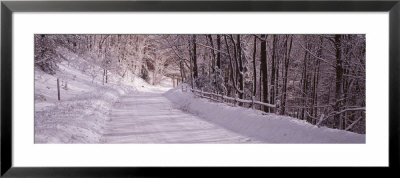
top-left (35, 56), bottom-right (137, 143)
top-left (164, 84), bottom-right (365, 143)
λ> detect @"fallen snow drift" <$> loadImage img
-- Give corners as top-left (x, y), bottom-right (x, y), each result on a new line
top-left (164, 84), bottom-right (366, 143)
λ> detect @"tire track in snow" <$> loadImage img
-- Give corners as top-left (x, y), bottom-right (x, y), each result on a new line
top-left (103, 90), bottom-right (260, 143)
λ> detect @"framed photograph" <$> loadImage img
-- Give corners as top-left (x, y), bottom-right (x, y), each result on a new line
top-left (1, 0), bottom-right (399, 177)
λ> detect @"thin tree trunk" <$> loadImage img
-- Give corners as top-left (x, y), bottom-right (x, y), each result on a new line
top-left (180, 60), bottom-right (186, 82)
top-left (270, 35), bottom-right (277, 113)
top-left (260, 35), bottom-right (269, 112)
top-left (253, 36), bottom-right (257, 97)
top-left (207, 35), bottom-right (216, 73)
top-left (335, 35), bottom-right (344, 130)
top-left (224, 35), bottom-right (237, 96)
top-left (301, 38), bottom-right (309, 120)
top-left (281, 35), bottom-right (293, 115)
top-left (192, 35), bottom-right (198, 80)
top-left (102, 69), bottom-right (105, 85)
top-left (105, 70), bottom-right (108, 83)
top-left (229, 35), bottom-right (240, 95)
top-left (259, 60), bottom-right (263, 110)
top-left (57, 78), bottom-right (60, 101)
top-left (188, 36), bottom-right (194, 89)
top-left (207, 35), bottom-right (218, 91)
top-left (311, 36), bottom-right (323, 124)
top-left (275, 36), bottom-right (280, 112)
top-left (237, 35), bottom-right (244, 101)
top-left (217, 35), bottom-right (221, 69)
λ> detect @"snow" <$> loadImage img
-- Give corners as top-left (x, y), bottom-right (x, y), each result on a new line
top-left (103, 90), bottom-right (260, 143)
top-left (35, 50), bottom-right (138, 143)
top-left (35, 48), bottom-right (365, 143)
top-left (35, 57), bottom-right (258, 143)
top-left (131, 76), bottom-right (172, 93)
top-left (164, 84), bottom-right (366, 143)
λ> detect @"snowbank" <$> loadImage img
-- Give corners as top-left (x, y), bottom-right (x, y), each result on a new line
top-left (164, 84), bottom-right (366, 143)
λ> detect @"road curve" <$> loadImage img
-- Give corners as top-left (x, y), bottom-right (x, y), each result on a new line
top-left (102, 90), bottom-right (260, 143)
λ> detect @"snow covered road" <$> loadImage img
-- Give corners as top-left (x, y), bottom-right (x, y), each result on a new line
top-left (102, 90), bottom-right (260, 143)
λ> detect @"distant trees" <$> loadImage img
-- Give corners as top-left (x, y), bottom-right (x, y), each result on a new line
top-left (35, 34), bottom-right (180, 86)
top-left (34, 34), bottom-right (366, 133)
top-left (34, 35), bottom-right (60, 74)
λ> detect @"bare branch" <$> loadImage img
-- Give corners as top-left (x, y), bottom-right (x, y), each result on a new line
top-left (297, 41), bottom-right (336, 68)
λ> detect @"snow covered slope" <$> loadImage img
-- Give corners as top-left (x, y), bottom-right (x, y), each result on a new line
top-left (164, 84), bottom-right (366, 143)
top-left (34, 54), bottom-right (138, 143)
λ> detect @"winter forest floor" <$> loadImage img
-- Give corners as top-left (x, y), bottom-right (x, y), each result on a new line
top-left (35, 61), bottom-right (365, 144)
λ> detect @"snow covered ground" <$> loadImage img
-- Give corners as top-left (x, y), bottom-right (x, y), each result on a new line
top-left (35, 50), bottom-right (365, 144)
top-left (164, 84), bottom-right (366, 143)
top-left (34, 49), bottom-right (140, 143)
top-left (103, 89), bottom-right (260, 143)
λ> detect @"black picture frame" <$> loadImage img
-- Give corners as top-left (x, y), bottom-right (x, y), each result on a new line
top-left (1, 0), bottom-right (399, 177)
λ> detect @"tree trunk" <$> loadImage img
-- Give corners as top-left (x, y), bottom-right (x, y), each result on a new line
top-left (270, 35), bottom-right (277, 113)
top-left (259, 59), bottom-right (263, 110)
top-left (180, 60), bottom-right (185, 82)
top-left (229, 35), bottom-right (240, 95)
top-left (57, 78), bottom-right (60, 101)
top-left (237, 35), bottom-right (244, 101)
top-left (172, 76), bottom-right (175, 87)
top-left (224, 35), bottom-right (236, 97)
top-left (260, 35), bottom-right (269, 112)
top-left (207, 35), bottom-right (218, 90)
top-left (207, 35), bottom-right (216, 72)
top-left (188, 36), bottom-right (194, 89)
top-left (281, 35), bottom-right (293, 115)
top-left (334, 35), bottom-right (344, 129)
top-left (217, 35), bottom-right (221, 69)
top-left (253, 36), bottom-right (257, 97)
top-left (311, 36), bottom-right (323, 124)
top-left (192, 35), bottom-right (198, 80)
top-left (275, 36), bottom-right (280, 112)
top-left (102, 69), bottom-right (105, 85)
top-left (300, 38), bottom-right (309, 120)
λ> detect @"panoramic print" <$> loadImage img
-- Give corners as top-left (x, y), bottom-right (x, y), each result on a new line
top-left (34, 34), bottom-right (366, 143)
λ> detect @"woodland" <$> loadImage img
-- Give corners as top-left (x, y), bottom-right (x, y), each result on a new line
top-left (35, 34), bottom-right (366, 134)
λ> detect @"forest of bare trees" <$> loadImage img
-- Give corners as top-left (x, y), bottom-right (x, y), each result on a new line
top-left (35, 34), bottom-right (366, 134)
